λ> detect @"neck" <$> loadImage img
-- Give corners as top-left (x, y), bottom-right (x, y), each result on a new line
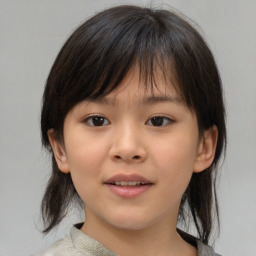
top-left (81, 212), bottom-right (196, 256)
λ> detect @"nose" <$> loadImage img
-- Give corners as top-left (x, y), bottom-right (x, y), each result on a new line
top-left (109, 124), bottom-right (147, 163)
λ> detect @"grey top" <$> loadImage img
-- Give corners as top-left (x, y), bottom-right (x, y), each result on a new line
top-left (33, 226), bottom-right (221, 256)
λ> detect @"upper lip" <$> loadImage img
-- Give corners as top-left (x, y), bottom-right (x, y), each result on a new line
top-left (104, 174), bottom-right (153, 184)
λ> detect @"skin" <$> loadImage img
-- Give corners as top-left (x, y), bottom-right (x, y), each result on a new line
top-left (49, 69), bottom-right (218, 256)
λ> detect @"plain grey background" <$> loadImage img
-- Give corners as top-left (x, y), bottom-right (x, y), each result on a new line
top-left (0, 0), bottom-right (256, 255)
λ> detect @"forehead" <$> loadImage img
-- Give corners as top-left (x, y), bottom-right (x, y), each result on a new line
top-left (69, 67), bottom-right (188, 118)
top-left (100, 67), bottom-right (184, 105)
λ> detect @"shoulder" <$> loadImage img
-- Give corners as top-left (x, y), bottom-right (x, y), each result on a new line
top-left (32, 225), bottom-right (118, 256)
top-left (177, 229), bottom-right (222, 256)
top-left (197, 240), bottom-right (222, 256)
top-left (32, 235), bottom-right (77, 256)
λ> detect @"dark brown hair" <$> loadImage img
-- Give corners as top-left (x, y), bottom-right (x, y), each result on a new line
top-left (41, 5), bottom-right (226, 244)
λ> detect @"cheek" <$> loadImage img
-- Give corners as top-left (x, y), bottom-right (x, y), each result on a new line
top-left (65, 136), bottom-right (108, 199)
top-left (65, 130), bottom-right (107, 170)
top-left (151, 131), bottom-right (198, 189)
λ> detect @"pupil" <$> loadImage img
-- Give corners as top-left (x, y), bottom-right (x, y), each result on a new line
top-left (152, 117), bottom-right (163, 126)
top-left (92, 117), bottom-right (104, 126)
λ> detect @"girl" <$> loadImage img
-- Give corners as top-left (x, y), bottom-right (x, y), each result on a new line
top-left (36, 5), bottom-right (226, 256)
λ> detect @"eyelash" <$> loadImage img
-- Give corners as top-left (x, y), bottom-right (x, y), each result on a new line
top-left (146, 116), bottom-right (174, 127)
top-left (83, 115), bottom-right (110, 127)
top-left (83, 115), bottom-right (174, 127)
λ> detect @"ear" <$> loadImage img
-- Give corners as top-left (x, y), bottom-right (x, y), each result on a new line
top-left (193, 125), bottom-right (218, 173)
top-left (47, 129), bottom-right (70, 173)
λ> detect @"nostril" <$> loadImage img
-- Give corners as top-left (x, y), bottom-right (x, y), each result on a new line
top-left (114, 155), bottom-right (141, 160)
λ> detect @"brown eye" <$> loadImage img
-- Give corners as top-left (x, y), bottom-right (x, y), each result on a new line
top-left (146, 116), bottom-right (173, 127)
top-left (84, 116), bottom-right (110, 127)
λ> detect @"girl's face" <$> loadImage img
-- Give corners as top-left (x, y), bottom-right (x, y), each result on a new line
top-left (49, 68), bottom-right (217, 235)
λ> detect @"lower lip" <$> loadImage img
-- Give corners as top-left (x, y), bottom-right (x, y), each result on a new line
top-left (105, 184), bottom-right (152, 198)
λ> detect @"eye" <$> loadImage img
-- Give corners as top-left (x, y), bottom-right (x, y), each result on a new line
top-left (84, 115), bottom-right (110, 127)
top-left (146, 116), bottom-right (173, 127)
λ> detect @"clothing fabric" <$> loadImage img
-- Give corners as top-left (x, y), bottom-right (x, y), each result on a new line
top-left (33, 225), bottom-right (221, 256)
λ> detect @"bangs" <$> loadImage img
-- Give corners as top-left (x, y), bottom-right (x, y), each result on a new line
top-left (55, 6), bottom-right (182, 107)
top-left (88, 49), bottom-right (179, 100)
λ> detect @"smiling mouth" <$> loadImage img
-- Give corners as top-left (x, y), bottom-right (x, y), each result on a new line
top-left (104, 174), bottom-right (153, 198)
top-left (110, 181), bottom-right (149, 187)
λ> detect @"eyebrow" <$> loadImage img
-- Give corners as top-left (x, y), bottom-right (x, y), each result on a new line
top-left (88, 95), bottom-right (184, 106)
top-left (141, 96), bottom-right (185, 105)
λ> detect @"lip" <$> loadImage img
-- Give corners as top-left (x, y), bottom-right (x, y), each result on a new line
top-left (105, 174), bottom-right (152, 184)
top-left (104, 174), bottom-right (153, 198)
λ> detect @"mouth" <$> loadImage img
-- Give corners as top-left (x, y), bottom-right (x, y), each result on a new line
top-left (104, 174), bottom-right (153, 186)
top-left (109, 181), bottom-right (150, 187)
top-left (104, 174), bottom-right (153, 198)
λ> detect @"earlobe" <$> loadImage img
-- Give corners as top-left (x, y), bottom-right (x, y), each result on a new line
top-left (47, 129), bottom-right (70, 173)
top-left (193, 125), bottom-right (218, 173)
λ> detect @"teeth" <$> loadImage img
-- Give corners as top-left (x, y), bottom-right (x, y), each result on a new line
top-left (114, 181), bottom-right (145, 186)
